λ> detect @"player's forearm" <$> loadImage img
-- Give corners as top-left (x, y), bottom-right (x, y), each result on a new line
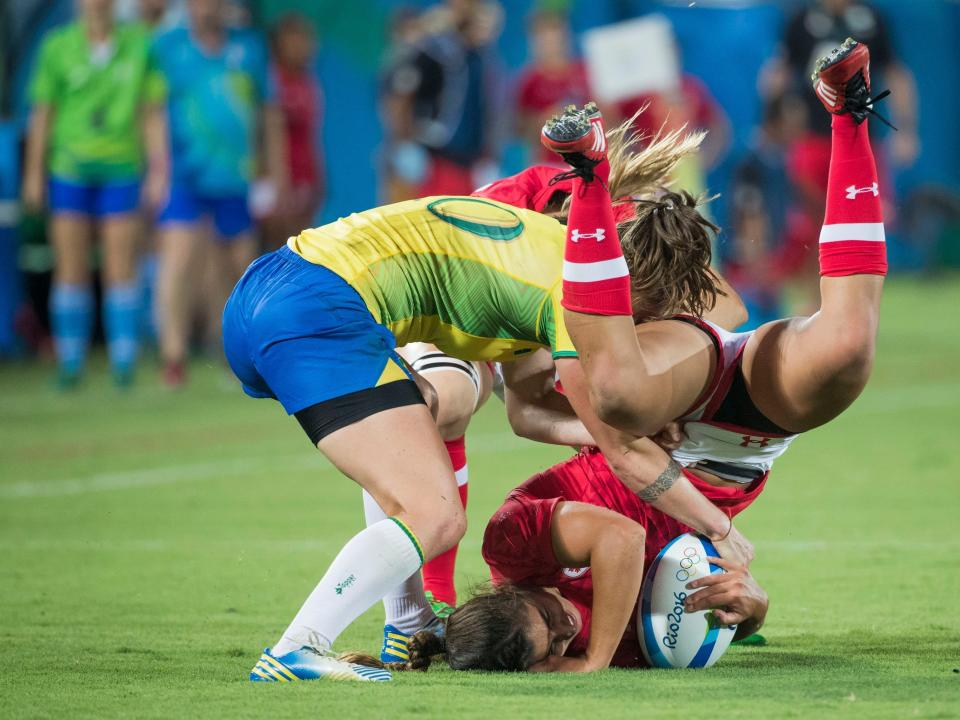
top-left (505, 389), bottom-right (594, 447)
top-left (886, 64), bottom-right (917, 134)
top-left (142, 102), bottom-right (169, 178)
top-left (24, 106), bottom-right (50, 183)
top-left (383, 94), bottom-right (415, 141)
top-left (262, 104), bottom-right (288, 185)
top-left (605, 441), bottom-right (730, 540)
top-left (582, 522), bottom-right (647, 670)
top-left (705, 272), bottom-right (748, 330)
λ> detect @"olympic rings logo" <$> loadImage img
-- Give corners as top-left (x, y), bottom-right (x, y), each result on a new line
top-left (675, 546), bottom-right (704, 582)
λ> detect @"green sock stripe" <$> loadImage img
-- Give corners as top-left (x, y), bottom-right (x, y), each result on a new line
top-left (389, 517), bottom-right (424, 565)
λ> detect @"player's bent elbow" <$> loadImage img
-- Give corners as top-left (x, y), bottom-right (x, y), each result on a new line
top-left (590, 385), bottom-right (662, 438)
top-left (613, 518), bottom-right (646, 548)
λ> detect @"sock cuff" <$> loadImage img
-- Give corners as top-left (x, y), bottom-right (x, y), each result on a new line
top-left (105, 282), bottom-right (141, 304)
top-left (561, 276), bottom-right (633, 316)
top-left (443, 436), bottom-right (467, 470)
top-left (388, 517), bottom-right (424, 565)
top-left (51, 283), bottom-right (94, 308)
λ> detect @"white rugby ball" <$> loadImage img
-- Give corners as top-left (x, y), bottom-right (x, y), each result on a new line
top-left (638, 533), bottom-right (737, 668)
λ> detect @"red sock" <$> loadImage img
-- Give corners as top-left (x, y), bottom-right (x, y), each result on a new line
top-left (421, 436), bottom-right (468, 606)
top-left (819, 115), bottom-right (887, 276)
top-left (562, 159), bottom-right (633, 316)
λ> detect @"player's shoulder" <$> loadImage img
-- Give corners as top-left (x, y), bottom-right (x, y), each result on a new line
top-left (41, 21), bottom-right (82, 53)
top-left (151, 25), bottom-right (187, 54)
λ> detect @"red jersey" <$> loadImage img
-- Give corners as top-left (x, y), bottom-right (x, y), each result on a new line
top-left (482, 448), bottom-right (766, 668)
top-left (516, 62), bottom-right (591, 163)
top-left (472, 165), bottom-right (637, 222)
top-left (274, 65), bottom-right (323, 187)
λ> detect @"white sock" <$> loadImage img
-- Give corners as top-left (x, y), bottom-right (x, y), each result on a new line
top-left (271, 517), bottom-right (423, 657)
top-left (362, 490), bottom-right (437, 635)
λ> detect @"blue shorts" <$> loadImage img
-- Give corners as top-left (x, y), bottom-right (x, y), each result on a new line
top-left (48, 176), bottom-right (141, 217)
top-left (158, 182), bottom-right (252, 240)
top-left (223, 246), bottom-right (420, 429)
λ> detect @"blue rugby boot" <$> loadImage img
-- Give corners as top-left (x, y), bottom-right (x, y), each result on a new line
top-left (250, 646), bottom-right (391, 682)
top-left (379, 616), bottom-right (445, 664)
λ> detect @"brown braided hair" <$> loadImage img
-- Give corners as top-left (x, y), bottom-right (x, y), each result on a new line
top-left (339, 585), bottom-right (537, 673)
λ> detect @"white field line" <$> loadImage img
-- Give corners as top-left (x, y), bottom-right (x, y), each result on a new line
top-left (3, 378), bottom-right (957, 501)
top-left (0, 430), bottom-right (540, 500)
top-left (2, 537), bottom-right (951, 553)
top-left (0, 454), bottom-right (315, 499)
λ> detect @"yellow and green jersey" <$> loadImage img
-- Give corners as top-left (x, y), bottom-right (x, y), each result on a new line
top-left (29, 22), bottom-right (166, 182)
top-left (288, 196), bottom-right (577, 362)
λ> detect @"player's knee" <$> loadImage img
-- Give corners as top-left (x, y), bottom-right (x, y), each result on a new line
top-left (410, 499), bottom-right (466, 559)
top-left (435, 400), bottom-right (473, 441)
top-left (827, 326), bottom-right (876, 391)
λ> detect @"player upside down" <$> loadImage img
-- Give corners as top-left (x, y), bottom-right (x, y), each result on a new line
top-left (348, 38), bottom-right (890, 673)
top-left (222, 99), bottom-right (715, 680)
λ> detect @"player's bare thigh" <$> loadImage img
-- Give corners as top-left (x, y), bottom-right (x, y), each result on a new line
top-left (396, 343), bottom-right (493, 440)
top-left (317, 401), bottom-right (465, 561)
top-left (741, 275), bottom-right (884, 433)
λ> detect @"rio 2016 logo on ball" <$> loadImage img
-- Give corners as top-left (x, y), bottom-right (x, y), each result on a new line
top-left (637, 533), bottom-right (737, 668)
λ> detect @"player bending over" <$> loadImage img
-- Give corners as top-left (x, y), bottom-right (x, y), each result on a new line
top-left (344, 445), bottom-right (769, 673)
top-left (363, 343), bottom-right (495, 663)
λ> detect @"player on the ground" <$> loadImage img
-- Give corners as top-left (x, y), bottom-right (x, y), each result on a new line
top-left (338, 37), bottom-right (890, 674)
top-left (352, 442), bottom-right (770, 673)
top-left (223, 117), bottom-right (707, 682)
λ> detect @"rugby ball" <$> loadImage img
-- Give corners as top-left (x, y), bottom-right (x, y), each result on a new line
top-left (638, 533), bottom-right (737, 668)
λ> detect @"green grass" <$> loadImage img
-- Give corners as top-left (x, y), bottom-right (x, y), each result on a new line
top-left (2, 277), bottom-right (959, 719)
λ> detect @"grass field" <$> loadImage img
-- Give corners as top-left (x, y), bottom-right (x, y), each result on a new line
top-left (2, 277), bottom-right (959, 719)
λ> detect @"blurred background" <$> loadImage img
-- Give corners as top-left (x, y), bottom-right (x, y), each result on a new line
top-left (1, 0), bottom-right (958, 388)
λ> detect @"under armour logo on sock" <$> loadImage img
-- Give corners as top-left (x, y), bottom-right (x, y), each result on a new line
top-left (570, 228), bottom-right (606, 242)
top-left (845, 183), bottom-right (879, 200)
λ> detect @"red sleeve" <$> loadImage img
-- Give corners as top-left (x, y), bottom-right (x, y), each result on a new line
top-left (471, 165), bottom-right (570, 211)
top-left (482, 494), bottom-right (564, 585)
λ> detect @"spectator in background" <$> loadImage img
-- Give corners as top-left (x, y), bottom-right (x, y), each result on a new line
top-left (138, 0), bottom-right (169, 28)
top-left (515, 10), bottom-right (590, 166)
top-left (763, 0), bottom-right (918, 310)
top-left (261, 13), bottom-right (324, 249)
top-left (381, 0), bottom-right (504, 201)
top-left (728, 94), bottom-right (808, 328)
top-left (152, 0), bottom-right (286, 387)
top-left (613, 42), bottom-right (730, 201)
top-left (21, 0), bottom-right (168, 389)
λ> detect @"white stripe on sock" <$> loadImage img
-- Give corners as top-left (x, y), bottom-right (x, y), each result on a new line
top-left (819, 222), bottom-right (886, 243)
top-left (563, 256), bottom-right (629, 282)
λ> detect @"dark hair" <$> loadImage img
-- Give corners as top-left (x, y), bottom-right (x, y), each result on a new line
top-left (527, 8), bottom-right (568, 32)
top-left (340, 585), bottom-right (536, 673)
top-left (619, 190), bottom-right (722, 321)
top-left (269, 12), bottom-right (313, 51)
